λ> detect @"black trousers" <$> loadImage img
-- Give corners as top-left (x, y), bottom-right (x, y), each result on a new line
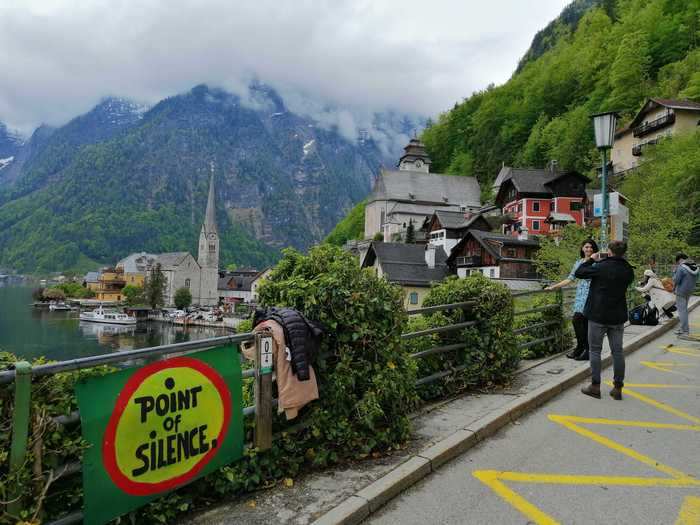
top-left (572, 312), bottom-right (589, 352)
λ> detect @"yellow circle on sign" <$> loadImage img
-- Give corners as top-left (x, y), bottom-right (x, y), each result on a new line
top-left (113, 366), bottom-right (225, 485)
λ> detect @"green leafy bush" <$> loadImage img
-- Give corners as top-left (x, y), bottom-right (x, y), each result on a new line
top-left (412, 275), bottom-right (519, 398)
top-left (257, 244), bottom-right (418, 461)
top-left (0, 352), bottom-right (111, 523)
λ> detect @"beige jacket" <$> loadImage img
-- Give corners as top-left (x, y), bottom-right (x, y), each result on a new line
top-left (244, 320), bottom-right (319, 420)
top-left (636, 276), bottom-right (676, 311)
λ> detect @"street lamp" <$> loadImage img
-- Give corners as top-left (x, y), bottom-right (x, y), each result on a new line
top-left (590, 111), bottom-right (618, 251)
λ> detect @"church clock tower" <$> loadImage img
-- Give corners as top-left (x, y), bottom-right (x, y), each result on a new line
top-left (198, 174), bottom-right (219, 305)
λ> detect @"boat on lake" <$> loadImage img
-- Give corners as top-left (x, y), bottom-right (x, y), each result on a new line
top-left (79, 305), bottom-right (137, 325)
top-left (49, 301), bottom-right (71, 311)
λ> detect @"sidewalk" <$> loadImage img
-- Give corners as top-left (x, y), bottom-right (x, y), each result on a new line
top-left (187, 298), bottom-right (699, 525)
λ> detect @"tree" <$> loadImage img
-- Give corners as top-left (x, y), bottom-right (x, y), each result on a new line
top-left (607, 30), bottom-right (651, 114)
top-left (534, 224), bottom-right (599, 281)
top-left (405, 219), bottom-right (416, 244)
top-left (43, 287), bottom-right (66, 301)
top-left (144, 263), bottom-right (166, 309)
top-left (174, 287), bottom-right (192, 310)
top-left (32, 287), bottom-right (45, 302)
top-left (122, 284), bottom-right (145, 306)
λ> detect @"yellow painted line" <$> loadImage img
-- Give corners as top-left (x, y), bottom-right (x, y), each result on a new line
top-left (620, 383), bottom-right (700, 389)
top-left (548, 414), bottom-right (700, 431)
top-left (623, 388), bottom-right (700, 425)
top-left (641, 361), bottom-right (697, 378)
top-left (549, 415), bottom-right (695, 480)
top-left (668, 348), bottom-right (700, 357)
top-left (494, 471), bottom-right (700, 488)
top-left (473, 471), bottom-right (559, 525)
top-left (676, 496), bottom-right (700, 525)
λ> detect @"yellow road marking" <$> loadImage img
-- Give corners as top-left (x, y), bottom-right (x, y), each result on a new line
top-left (621, 383), bottom-right (700, 389)
top-left (548, 414), bottom-right (700, 431)
top-left (473, 471), bottom-right (560, 525)
top-left (676, 496), bottom-right (700, 525)
top-left (641, 361), bottom-right (697, 378)
top-left (621, 388), bottom-right (700, 424)
top-left (548, 414), bottom-right (695, 480)
top-left (474, 377), bottom-right (700, 523)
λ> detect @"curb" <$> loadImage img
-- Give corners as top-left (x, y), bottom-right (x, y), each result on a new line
top-left (311, 300), bottom-right (699, 525)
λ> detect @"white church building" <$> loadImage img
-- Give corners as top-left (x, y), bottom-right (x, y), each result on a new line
top-left (117, 176), bottom-right (220, 307)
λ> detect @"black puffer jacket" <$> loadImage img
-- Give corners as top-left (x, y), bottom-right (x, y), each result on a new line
top-left (253, 307), bottom-right (323, 381)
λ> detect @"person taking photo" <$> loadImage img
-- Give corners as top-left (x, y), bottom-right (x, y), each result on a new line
top-left (575, 240), bottom-right (635, 401)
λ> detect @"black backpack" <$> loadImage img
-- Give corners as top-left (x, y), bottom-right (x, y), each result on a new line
top-left (629, 303), bottom-right (658, 326)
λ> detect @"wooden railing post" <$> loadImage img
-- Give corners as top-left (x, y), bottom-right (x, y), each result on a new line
top-left (8, 361), bottom-right (32, 515)
top-left (254, 330), bottom-right (273, 451)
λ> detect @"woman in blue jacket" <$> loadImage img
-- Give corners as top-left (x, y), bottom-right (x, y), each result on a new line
top-left (546, 239), bottom-right (598, 360)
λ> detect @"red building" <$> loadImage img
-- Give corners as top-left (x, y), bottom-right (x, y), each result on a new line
top-left (493, 167), bottom-right (588, 236)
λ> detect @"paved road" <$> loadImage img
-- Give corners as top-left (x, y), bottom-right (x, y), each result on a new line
top-left (369, 308), bottom-right (700, 525)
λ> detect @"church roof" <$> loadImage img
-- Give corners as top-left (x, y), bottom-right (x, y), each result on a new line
top-left (117, 252), bottom-right (158, 273)
top-left (369, 169), bottom-right (481, 208)
top-left (398, 137), bottom-right (432, 167)
top-left (155, 252), bottom-right (191, 270)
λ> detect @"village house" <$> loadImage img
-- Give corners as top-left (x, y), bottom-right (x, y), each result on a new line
top-left (361, 242), bottom-right (449, 309)
top-left (250, 267), bottom-right (273, 303)
top-left (364, 137), bottom-right (482, 243)
top-left (218, 268), bottom-right (259, 305)
top-left (421, 210), bottom-right (492, 255)
top-left (446, 230), bottom-right (540, 283)
top-left (493, 166), bottom-right (588, 237)
top-left (116, 252), bottom-right (158, 287)
top-left (612, 98), bottom-right (700, 174)
top-left (92, 267), bottom-right (127, 302)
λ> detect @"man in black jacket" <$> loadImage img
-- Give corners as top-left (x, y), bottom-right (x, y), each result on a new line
top-left (575, 240), bottom-right (635, 400)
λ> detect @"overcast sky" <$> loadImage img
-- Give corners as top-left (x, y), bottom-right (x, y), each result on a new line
top-left (0, 0), bottom-right (571, 135)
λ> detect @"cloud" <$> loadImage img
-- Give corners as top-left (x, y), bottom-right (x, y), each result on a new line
top-left (0, 0), bottom-right (570, 136)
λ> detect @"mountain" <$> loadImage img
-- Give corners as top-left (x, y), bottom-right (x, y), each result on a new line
top-left (0, 122), bottom-right (25, 177)
top-left (421, 0), bottom-right (700, 195)
top-left (0, 84), bottom-right (410, 273)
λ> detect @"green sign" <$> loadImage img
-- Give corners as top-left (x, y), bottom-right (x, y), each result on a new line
top-left (76, 345), bottom-right (244, 524)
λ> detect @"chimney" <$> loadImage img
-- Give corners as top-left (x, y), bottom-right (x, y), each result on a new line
top-left (425, 244), bottom-right (436, 269)
top-left (518, 227), bottom-right (529, 241)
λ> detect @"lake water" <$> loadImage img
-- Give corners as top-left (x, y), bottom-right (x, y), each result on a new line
top-left (0, 285), bottom-right (231, 362)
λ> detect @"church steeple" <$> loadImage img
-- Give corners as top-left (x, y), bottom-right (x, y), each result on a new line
top-left (198, 173), bottom-right (219, 271)
top-left (203, 173), bottom-right (218, 235)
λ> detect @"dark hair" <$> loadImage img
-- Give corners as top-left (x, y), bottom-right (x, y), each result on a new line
top-left (609, 240), bottom-right (627, 257)
top-left (676, 252), bottom-right (688, 262)
top-left (579, 238), bottom-right (599, 258)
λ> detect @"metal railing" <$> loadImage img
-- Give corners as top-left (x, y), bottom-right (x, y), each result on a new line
top-left (633, 112), bottom-right (674, 137)
top-left (3, 287), bottom-right (573, 523)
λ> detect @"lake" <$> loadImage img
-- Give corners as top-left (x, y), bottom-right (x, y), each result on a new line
top-left (0, 285), bottom-right (231, 362)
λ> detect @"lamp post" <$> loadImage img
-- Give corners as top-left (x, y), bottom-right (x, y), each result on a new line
top-left (590, 111), bottom-right (618, 251)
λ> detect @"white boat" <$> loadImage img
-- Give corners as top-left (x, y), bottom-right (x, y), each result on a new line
top-left (49, 301), bottom-right (71, 311)
top-left (79, 306), bottom-right (137, 325)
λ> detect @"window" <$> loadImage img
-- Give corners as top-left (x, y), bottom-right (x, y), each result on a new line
top-left (489, 269), bottom-right (495, 278)
top-left (380, 210), bottom-right (386, 227)
top-left (409, 292), bottom-right (419, 305)
top-left (532, 220), bottom-right (540, 231)
top-left (533, 201), bottom-right (540, 212)
top-left (185, 278), bottom-right (190, 289)
top-left (209, 243), bottom-right (216, 252)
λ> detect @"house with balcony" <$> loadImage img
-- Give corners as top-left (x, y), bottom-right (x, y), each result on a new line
top-left (446, 230), bottom-right (540, 282)
top-left (364, 137), bottom-right (482, 243)
top-left (93, 267), bottom-right (127, 302)
top-left (421, 210), bottom-right (492, 255)
top-left (493, 166), bottom-right (588, 237)
top-left (612, 98), bottom-right (700, 174)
